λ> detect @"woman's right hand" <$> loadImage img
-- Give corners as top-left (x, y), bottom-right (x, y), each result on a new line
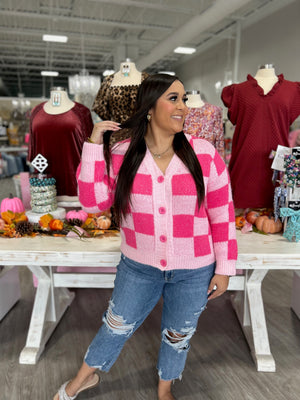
top-left (89, 121), bottom-right (121, 144)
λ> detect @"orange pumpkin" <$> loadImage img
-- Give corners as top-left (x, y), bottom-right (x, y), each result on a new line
top-left (96, 215), bottom-right (111, 230)
top-left (39, 213), bottom-right (54, 229)
top-left (255, 216), bottom-right (282, 234)
top-left (246, 210), bottom-right (260, 225)
top-left (235, 215), bottom-right (246, 229)
top-left (49, 219), bottom-right (64, 231)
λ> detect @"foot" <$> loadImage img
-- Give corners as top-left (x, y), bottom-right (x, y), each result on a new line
top-left (65, 373), bottom-right (98, 397)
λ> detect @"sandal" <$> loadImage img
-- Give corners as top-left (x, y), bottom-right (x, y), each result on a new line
top-left (53, 373), bottom-right (100, 400)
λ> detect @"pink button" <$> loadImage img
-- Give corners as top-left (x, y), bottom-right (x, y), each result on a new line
top-left (160, 235), bottom-right (167, 242)
top-left (157, 176), bottom-right (164, 183)
top-left (160, 259), bottom-right (167, 267)
top-left (159, 207), bottom-right (166, 214)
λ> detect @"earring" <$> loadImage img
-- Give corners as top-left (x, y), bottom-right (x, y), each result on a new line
top-left (147, 114), bottom-right (151, 122)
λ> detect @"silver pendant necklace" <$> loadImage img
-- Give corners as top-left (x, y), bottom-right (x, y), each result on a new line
top-left (149, 145), bottom-right (172, 159)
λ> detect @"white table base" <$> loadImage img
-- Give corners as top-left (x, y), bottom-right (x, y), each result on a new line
top-left (231, 270), bottom-right (276, 372)
top-left (19, 265), bottom-right (75, 364)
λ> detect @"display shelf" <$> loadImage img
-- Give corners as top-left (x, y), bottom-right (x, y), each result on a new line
top-left (0, 146), bottom-right (28, 153)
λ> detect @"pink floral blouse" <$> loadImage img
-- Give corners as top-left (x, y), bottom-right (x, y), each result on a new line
top-left (183, 103), bottom-right (224, 159)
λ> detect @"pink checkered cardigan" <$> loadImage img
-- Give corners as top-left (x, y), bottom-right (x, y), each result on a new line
top-left (77, 134), bottom-right (237, 275)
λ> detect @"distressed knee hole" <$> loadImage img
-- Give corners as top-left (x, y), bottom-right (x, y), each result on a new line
top-left (103, 301), bottom-right (135, 335)
top-left (166, 330), bottom-right (186, 344)
top-left (162, 327), bottom-right (195, 352)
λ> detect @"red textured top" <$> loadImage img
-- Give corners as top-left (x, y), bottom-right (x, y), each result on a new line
top-left (28, 102), bottom-right (93, 196)
top-left (222, 74), bottom-right (300, 208)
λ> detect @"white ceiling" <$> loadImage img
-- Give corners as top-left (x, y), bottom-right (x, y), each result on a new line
top-left (0, 0), bottom-right (296, 97)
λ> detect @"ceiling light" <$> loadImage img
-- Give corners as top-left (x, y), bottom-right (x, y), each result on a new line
top-left (174, 46), bottom-right (196, 55)
top-left (68, 69), bottom-right (101, 95)
top-left (103, 70), bottom-right (115, 77)
top-left (159, 71), bottom-right (176, 76)
top-left (43, 34), bottom-right (68, 43)
top-left (41, 71), bottom-right (59, 77)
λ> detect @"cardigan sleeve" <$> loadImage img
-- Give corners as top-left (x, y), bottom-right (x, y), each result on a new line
top-left (205, 149), bottom-right (237, 275)
top-left (76, 142), bottom-right (115, 213)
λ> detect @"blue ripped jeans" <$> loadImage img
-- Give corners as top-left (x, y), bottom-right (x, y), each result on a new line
top-left (85, 254), bottom-right (215, 381)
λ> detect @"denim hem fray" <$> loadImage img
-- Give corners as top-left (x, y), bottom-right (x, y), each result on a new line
top-left (84, 348), bottom-right (110, 372)
top-left (157, 368), bottom-right (182, 382)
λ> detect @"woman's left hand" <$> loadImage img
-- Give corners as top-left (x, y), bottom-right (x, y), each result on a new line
top-left (207, 274), bottom-right (229, 300)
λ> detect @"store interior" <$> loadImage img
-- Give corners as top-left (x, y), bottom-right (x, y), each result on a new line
top-left (0, 1), bottom-right (300, 399)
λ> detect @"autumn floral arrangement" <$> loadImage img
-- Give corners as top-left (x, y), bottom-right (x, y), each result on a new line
top-left (235, 208), bottom-right (283, 235)
top-left (0, 204), bottom-right (118, 239)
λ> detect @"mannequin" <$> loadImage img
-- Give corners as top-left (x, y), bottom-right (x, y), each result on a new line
top-left (28, 87), bottom-right (94, 202)
top-left (254, 64), bottom-right (278, 95)
top-left (111, 59), bottom-right (142, 87)
top-left (92, 58), bottom-right (148, 124)
top-left (92, 59), bottom-right (149, 144)
top-left (221, 69), bottom-right (300, 208)
top-left (184, 90), bottom-right (224, 159)
top-left (43, 87), bottom-right (75, 115)
top-left (186, 90), bottom-right (205, 108)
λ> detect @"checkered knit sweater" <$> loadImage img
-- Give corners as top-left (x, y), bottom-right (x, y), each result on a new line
top-left (77, 134), bottom-right (237, 275)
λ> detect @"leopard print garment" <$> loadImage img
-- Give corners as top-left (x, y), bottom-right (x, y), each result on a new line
top-left (92, 72), bottom-right (149, 145)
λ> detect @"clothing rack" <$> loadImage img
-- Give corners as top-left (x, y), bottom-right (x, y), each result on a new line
top-left (0, 147), bottom-right (28, 178)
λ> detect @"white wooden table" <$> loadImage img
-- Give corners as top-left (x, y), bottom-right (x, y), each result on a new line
top-left (0, 232), bottom-right (299, 372)
top-left (0, 234), bottom-right (121, 365)
top-left (233, 231), bottom-right (300, 372)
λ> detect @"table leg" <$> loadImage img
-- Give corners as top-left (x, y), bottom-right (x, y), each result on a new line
top-left (231, 269), bottom-right (276, 372)
top-left (19, 265), bottom-right (75, 365)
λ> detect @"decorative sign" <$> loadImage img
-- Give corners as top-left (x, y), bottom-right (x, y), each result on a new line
top-left (31, 154), bottom-right (48, 174)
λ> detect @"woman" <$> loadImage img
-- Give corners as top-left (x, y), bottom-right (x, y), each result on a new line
top-left (54, 74), bottom-right (237, 400)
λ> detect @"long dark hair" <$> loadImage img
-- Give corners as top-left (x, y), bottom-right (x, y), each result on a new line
top-left (103, 73), bottom-right (204, 223)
